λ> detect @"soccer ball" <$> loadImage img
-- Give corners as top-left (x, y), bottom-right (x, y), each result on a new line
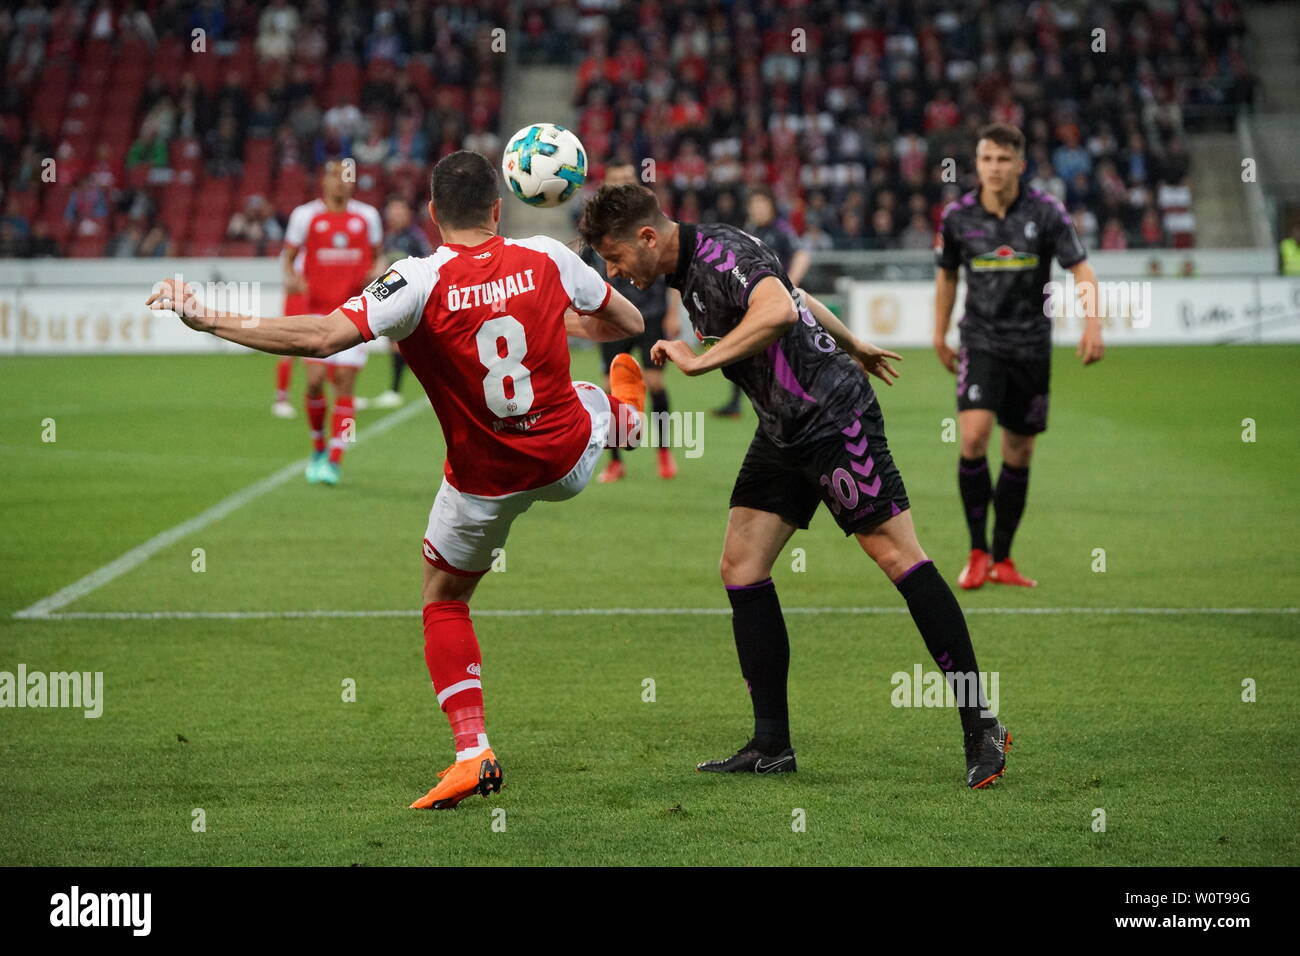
top-left (501, 123), bottom-right (587, 207)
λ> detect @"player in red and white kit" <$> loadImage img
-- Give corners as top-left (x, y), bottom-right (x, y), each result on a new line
top-left (278, 159), bottom-right (384, 485)
top-left (146, 150), bottom-right (646, 809)
top-left (270, 243), bottom-right (308, 419)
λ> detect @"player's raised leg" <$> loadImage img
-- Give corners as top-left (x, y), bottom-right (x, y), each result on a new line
top-left (698, 506), bottom-right (800, 773)
top-left (605, 352), bottom-right (646, 447)
top-left (989, 428), bottom-right (1037, 587)
top-left (856, 509), bottom-right (1011, 788)
top-left (957, 407), bottom-right (996, 589)
top-left (597, 342), bottom-right (635, 482)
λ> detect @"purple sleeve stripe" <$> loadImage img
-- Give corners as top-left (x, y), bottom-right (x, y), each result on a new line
top-left (741, 270), bottom-right (777, 308)
top-left (892, 559), bottom-right (933, 585)
top-left (725, 577), bottom-right (774, 591)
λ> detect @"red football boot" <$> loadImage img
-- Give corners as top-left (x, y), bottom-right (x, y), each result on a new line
top-left (988, 558), bottom-right (1038, 588)
top-left (958, 549), bottom-right (991, 590)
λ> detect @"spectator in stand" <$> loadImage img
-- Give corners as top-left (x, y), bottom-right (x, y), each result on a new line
top-left (175, 72), bottom-right (210, 140)
top-left (1100, 218), bottom-right (1128, 250)
top-left (257, 0), bottom-right (298, 62)
top-left (247, 91), bottom-right (281, 140)
top-left (227, 195), bottom-right (284, 247)
top-left (205, 113), bottom-right (245, 178)
top-left (138, 224), bottom-right (170, 257)
top-left (353, 113), bottom-right (392, 166)
top-left (63, 177), bottom-right (110, 236)
top-left (899, 212), bottom-right (933, 250)
top-left (107, 222), bottom-right (145, 257)
top-left (1052, 127), bottom-right (1092, 185)
top-left (386, 113), bottom-right (429, 171)
top-left (0, 195), bottom-right (32, 257)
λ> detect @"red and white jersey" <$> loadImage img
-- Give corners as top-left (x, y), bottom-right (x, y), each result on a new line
top-left (285, 198), bottom-right (383, 313)
top-left (338, 234), bottom-right (613, 497)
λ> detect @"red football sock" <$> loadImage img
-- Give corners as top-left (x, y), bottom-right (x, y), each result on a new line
top-left (606, 394), bottom-right (642, 449)
top-left (305, 392), bottom-right (328, 452)
top-left (423, 601), bottom-right (488, 755)
top-left (328, 394), bottom-right (354, 464)
top-left (275, 357), bottom-right (293, 402)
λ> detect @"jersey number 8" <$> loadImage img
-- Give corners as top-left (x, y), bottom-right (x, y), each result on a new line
top-left (476, 316), bottom-right (535, 418)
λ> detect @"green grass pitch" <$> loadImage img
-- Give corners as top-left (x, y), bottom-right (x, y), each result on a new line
top-left (1, 344), bottom-right (1297, 866)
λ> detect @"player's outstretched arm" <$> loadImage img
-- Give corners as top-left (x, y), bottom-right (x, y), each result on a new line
top-left (1070, 261), bottom-right (1105, 365)
top-left (797, 288), bottom-right (902, 386)
top-left (651, 276), bottom-right (796, 376)
top-left (145, 277), bottom-right (363, 358)
top-left (565, 286), bottom-right (644, 342)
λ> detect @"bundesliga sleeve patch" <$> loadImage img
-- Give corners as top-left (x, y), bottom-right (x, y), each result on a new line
top-left (366, 269), bottom-right (408, 301)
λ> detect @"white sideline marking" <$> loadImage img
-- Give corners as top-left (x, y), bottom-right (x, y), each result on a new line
top-left (12, 401), bottom-right (428, 620)
top-left (17, 606), bottom-right (1299, 621)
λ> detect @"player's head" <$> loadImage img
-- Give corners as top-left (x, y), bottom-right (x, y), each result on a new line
top-left (321, 159), bottom-right (355, 202)
top-left (746, 187), bottom-right (776, 227)
top-left (429, 149), bottom-right (502, 235)
top-left (974, 123), bottom-right (1026, 192)
top-left (578, 184), bottom-right (673, 290)
top-left (602, 162), bottom-right (639, 187)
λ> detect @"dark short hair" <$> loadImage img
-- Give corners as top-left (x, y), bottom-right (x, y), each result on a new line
top-left (976, 122), bottom-right (1025, 154)
top-left (430, 150), bottom-right (499, 230)
top-left (578, 183), bottom-right (665, 247)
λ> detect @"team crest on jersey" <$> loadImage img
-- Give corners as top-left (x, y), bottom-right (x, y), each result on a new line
top-left (365, 269), bottom-right (408, 300)
top-left (348, 217), bottom-right (364, 233)
top-left (1024, 220), bottom-right (1038, 239)
top-left (970, 246), bottom-right (1040, 271)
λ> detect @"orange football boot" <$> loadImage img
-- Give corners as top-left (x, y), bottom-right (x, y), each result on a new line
top-left (958, 549), bottom-right (991, 590)
top-left (597, 458), bottom-right (626, 483)
top-left (988, 558), bottom-right (1038, 588)
top-left (608, 353), bottom-right (646, 413)
top-left (409, 749), bottom-right (503, 810)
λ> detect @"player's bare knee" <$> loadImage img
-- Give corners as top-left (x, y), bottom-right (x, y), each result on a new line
top-left (719, 552), bottom-right (766, 588)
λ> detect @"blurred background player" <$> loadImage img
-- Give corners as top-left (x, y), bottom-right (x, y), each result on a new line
top-left (934, 123), bottom-right (1104, 589)
top-left (579, 161), bottom-right (681, 481)
top-left (713, 187), bottom-right (811, 418)
top-left (367, 197), bottom-right (436, 409)
top-left (147, 150), bottom-right (647, 809)
top-left (272, 245), bottom-right (309, 418)
top-left (281, 159), bottom-right (384, 485)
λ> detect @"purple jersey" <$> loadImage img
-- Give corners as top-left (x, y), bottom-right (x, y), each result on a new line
top-left (936, 186), bottom-right (1086, 359)
top-left (669, 222), bottom-right (872, 448)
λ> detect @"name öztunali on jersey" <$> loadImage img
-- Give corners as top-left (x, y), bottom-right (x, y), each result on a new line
top-left (447, 269), bottom-right (538, 311)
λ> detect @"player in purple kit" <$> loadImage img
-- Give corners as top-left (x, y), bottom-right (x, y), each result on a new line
top-left (580, 183), bottom-right (1012, 789)
top-left (934, 123), bottom-right (1104, 590)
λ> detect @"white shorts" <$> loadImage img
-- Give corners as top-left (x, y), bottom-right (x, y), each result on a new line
top-left (421, 382), bottom-right (612, 576)
top-left (304, 341), bottom-right (369, 368)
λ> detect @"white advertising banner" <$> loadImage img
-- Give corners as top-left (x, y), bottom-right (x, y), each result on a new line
top-left (843, 277), bottom-right (1300, 347)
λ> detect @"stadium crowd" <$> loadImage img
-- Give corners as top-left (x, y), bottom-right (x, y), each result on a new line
top-left (0, 0), bottom-right (506, 258)
top-left (561, 0), bottom-right (1254, 251)
top-left (0, 0), bottom-right (1257, 259)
